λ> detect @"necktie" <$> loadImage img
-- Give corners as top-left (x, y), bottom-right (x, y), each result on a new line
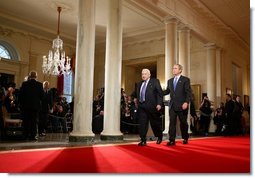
top-left (173, 77), bottom-right (178, 91)
top-left (140, 81), bottom-right (147, 102)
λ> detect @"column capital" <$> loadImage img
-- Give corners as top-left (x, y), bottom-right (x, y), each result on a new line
top-left (163, 16), bottom-right (179, 24)
top-left (204, 42), bottom-right (216, 49)
top-left (177, 26), bottom-right (190, 33)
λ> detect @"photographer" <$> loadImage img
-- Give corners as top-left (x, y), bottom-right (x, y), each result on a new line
top-left (213, 102), bottom-right (225, 135)
top-left (199, 96), bottom-right (213, 136)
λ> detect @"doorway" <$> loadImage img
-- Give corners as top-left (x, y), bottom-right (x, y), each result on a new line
top-left (123, 61), bottom-right (157, 96)
top-left (0, 73), bottom-right (15, 90)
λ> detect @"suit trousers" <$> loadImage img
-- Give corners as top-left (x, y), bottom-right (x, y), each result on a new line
top-left (22, 109), bottom-right (39, 139)
top-left (169, 108), bottom-right (189, 141)
top-left (138, 103), bottom-right (163, 141)
top-left (39, 111), bottom-right (49, 134)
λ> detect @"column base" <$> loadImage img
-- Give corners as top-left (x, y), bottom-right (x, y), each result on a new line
top-left (69, 135), bottom-right (94, 143)
top-left (100, 135), bottom-right (123, 141)
top-left (163, 133), bottom-right (168, 138)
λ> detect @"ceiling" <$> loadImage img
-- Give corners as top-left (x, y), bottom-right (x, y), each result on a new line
top-left (199, 0), bottom-right (250, 46)
top-left (0, 0), bottom-right (250, 46)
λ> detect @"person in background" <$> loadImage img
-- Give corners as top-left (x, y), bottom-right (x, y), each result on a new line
top-left (199, 96), bottom-right (213, 136)
top-left (19, 71), bottom-right (44, 140)
top-left (224, 94), bottom-right (235, 135)
top-left (38, 81), bottom-right (53, 136)
top-left (213, 102), bottom-right (225, 135)
top-left (0, 85), bottom-right (5, 140)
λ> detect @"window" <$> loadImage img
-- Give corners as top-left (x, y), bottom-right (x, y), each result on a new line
top-left (63, 71), bottom-right (73, 103)
top-left (0, 41), bottom-right (19, 60)
top-left (0, 45), bottom-right (11, 59)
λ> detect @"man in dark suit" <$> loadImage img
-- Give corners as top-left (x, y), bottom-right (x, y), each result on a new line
top-left (164, 64), bottom-right (192, 145)
top-left (39, 81), bottom-right (53, 136)
top-left (133, 69), bottom-right (163, 146)
top-left (19, 71), bottom-right (44, 140)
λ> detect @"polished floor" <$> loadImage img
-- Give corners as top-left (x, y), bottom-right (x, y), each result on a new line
top-left (0, 133), bottom-right (146, 151)
top-left (0, 131), bottom-right (214, 151)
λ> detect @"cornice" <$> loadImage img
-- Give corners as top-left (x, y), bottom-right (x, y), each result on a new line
top-left (0, 12), bottom-right (76, 47)
top-left (126, 0), bottom-right (167, 22)
top-left (185, 0), bottom-right (248, 49)
top-left (123, 36), bottom-right (164, 47)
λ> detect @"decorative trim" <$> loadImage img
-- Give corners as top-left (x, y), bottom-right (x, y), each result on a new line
top-left (185, 0), bottom-right (248, 48)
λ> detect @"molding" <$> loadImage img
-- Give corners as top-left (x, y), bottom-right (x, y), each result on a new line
top-left (185, 0), bottom-right (248, 49)
top-left (0, 12), bottom-right (76, 47)
top-left (0, 57), bottom-right (28, 65)
top-left (123, 36), bottom-right (164, 47)
top-left (126, 0), bottom-right (167, 22)
top-left (123, 54), bottom-right (165, 63)
top-left (0, 25), bottom-right (76, 49)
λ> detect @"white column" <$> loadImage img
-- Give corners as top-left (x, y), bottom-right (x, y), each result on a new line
top-left (178, 27), bottom-right (190, 77)
top-left (101, 0), bottom-right (123, 140)
top-left (205, 43), bottom-right (217, 133)
top-left (205, 43), bottom-right (217, 104)
top-left (69, 0), bottom-right (95, 142)
top-left (178, 27), bottom-right (192, 134)
top-left (216, 48), bottom-right (222, 107)
top-left (163, 17), bottom-right (178, 135)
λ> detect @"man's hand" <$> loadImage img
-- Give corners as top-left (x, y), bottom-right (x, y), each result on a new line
top-left (156, 105), bottom-right (161, 111)
top-left (182, 102), bottom-right (188, 110)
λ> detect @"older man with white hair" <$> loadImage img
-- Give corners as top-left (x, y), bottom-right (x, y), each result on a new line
top-left (133, 68), bottom-right (163, 146)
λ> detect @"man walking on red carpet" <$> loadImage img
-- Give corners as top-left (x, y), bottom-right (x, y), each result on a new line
top-left (133, 69), bottom-right (163, 146)
top-left (164, 64), bottom-right (192, 146)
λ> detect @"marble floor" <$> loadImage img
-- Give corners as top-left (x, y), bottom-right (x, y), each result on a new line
top-left (0, 133), bottom-right (145, 151)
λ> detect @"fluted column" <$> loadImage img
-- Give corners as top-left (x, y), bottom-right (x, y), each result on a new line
top-left (178, 27), bottom-right (190, 77)
top-left (205, 43), bottom-right (217, 105)
top-left (101, 0), bottom-right (123, 140)
top-left (69, 0), bottom-right (95, 142)
top-left (163, 17), bottom-right (178, 134)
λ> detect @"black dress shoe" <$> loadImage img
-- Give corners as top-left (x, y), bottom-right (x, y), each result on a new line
top-left (138, 141), bottom-right (147, 146)
top-left (156, 139), bottom-right (162, 144)
top-left (183, 139), bottom-right (188, 144)
top-left (167, 141), bottom-right (175, 146)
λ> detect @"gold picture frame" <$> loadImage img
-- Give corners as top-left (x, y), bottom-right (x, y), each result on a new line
top-left (191, 84), bottom-right (201, 110)
top-left (244, 95), bottom-right (249, 106)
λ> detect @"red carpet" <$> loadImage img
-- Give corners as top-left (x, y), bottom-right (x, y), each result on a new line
top-left (0, 136), bottom-right (250, 173)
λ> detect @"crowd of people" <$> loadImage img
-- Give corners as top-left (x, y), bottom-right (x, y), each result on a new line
top-left (0, 66), bottom-right (250, 144)
top-left (0, 71), bottom-right (73, 141)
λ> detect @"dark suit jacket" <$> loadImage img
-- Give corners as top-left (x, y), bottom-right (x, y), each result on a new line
top-left (134, 78), bottom-right (163, 112)
top-left (164, 75), bottom-right (192, 111)
top-left (19, 79), bottom-right (44, 111)
top-left (41, 90), bottom-right (53, 113)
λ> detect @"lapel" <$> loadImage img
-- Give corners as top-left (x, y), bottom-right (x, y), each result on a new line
top-left (146, 79), bottom-right (152, 92)
top-left (170, 78), bottom-right (174, 91)
top-left (138, 81), bottom-right (143, 93)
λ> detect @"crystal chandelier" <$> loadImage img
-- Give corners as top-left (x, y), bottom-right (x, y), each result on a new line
top-left (42, 7), bottom-right (71, 76)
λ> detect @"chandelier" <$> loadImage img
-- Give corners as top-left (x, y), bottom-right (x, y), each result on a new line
top-left (42, 7), bottom-right (71, 76)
